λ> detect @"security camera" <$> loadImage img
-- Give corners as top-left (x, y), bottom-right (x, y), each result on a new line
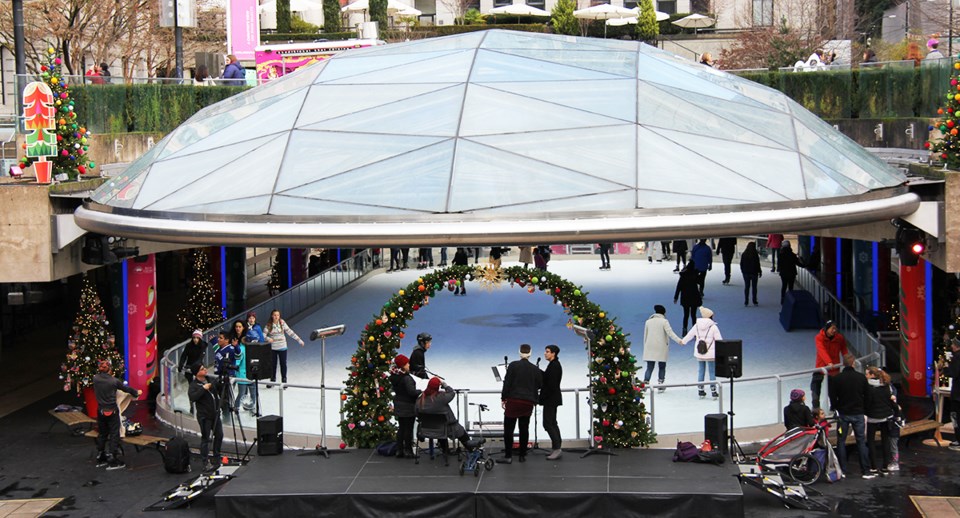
top-left (310, 324), bottom-right (346, 341)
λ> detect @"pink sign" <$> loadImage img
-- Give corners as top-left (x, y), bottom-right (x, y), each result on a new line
top-left (126, 255), bottom-right (158, 398)
top-left (227, 0), bottom-right (259, 61)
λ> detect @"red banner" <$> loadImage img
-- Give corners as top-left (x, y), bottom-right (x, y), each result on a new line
top-left (899, 259), bottom-right (927, 397)
top-left (126, 255), bottom-right (158, 397)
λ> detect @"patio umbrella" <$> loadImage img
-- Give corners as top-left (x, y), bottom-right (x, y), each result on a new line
top-left (259, 0), bottom-right (322, 12)
top-left (627, 7), bottom-right (670, 22)
top-left (341, 0), bottom-right (421, 16)
top-left (671, 13), bottom-right (715, 34)
top-left (489, 3), bottom-right (550, 23)
top-left (573, 3), bottom-right (636, 38)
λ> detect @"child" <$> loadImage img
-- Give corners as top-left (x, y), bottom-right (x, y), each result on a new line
top-left (813, 407), bottom-right (830, 434)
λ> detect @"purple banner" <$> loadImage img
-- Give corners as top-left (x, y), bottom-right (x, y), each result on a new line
top-left (227, 0), bottom-right (259, 61)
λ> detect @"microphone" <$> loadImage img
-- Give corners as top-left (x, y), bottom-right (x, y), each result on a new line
top-left (504, 355), bottom-right (509, 365)
top-left (536, 357), bottom-right (541, 366)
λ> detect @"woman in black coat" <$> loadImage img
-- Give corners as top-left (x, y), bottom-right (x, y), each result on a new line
top-left (673, 260), bottom-right (702, 335)
top-left (778, 242), bottom-right (802, 304)
top-left (390, 355), bottom-right (421, 458)
top-left (672, 240), bottom-right (689, 272)
top-left (739, 242), bottom-right (762, 306)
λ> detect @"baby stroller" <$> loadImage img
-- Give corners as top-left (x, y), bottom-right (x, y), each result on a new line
top-left (754, 424), bottom-right (840, 485)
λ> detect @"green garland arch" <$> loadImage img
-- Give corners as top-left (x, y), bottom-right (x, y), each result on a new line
top-left (339, 265), bottom-right (655, 449)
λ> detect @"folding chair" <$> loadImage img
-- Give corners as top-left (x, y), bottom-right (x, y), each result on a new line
top-left (414, 413), bottom-right (456, 466)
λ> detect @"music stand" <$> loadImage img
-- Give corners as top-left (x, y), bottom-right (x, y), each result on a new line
top-left (566, 325), bottom-right (616, 459)
top-left (309, 325), bottom-right (348, 458)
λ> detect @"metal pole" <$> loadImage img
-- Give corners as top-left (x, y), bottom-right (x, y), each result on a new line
top-left (13, 0), bottom-right (25, 76)
top-left (173, 0), bottom-right (183, 80)
top-left (951, 0), bottom-right (954, 57)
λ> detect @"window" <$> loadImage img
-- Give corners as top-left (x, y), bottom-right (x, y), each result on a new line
top-left (753, 0), bottom-right (773, 26)
top-left (527, 0), bottom-right (546, 9)
top-left (494, 0), bottom-right (511, 6)
top-left (690, 0), bottom-right (709, 13)
top-left (624, 0), bottom-right (638, 9)
top-left (657, 1), bottom-right (676, 15)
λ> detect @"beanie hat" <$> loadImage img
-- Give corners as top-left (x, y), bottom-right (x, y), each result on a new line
top-left (192, 329), bottom-right (203, 338)
top-left (699, 307), bottom-right (714, 318)
top-left (394, 354), bottom-right (410, 369)
top-left (424, 377), bottom-right (442, 395)
top-left (790, 389), bottom-right (805, 402)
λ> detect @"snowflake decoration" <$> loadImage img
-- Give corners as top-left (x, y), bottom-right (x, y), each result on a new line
top-left (917, 285), bottom-right (926, 302)
top-left (476, 266), bottom-right (505, 292)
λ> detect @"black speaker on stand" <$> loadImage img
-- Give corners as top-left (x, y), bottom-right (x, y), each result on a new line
top-left (715, 340), bottom-right (744, 462)
top-left (257, 415), bottom-right (283, 456)
top-left (704, 414), bottom-right (728, 454)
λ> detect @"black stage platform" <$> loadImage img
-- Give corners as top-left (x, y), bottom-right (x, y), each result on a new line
top-left (215, 448), bottom-right (743, 517)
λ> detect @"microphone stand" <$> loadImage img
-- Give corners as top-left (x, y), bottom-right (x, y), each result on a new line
top-left (567, 327), bottom-right (616, 459)
top-left (314, 332), bottom-right (348, 458)
top-left (528, 357), bottom-right (550, 455)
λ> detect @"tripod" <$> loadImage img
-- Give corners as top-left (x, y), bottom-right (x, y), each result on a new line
top-left (568, 327), bottom-right (616, 459)
top-left (726, 377), bottom-right (745, 463)
top-left (314, 331), bottom-right (348, 458)
top-left (220, 373), bottom-right (249, 465)
top-left (527, 357), bottom-right (550, 455)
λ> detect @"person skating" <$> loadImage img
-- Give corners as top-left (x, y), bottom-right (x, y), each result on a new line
top-left (452, 248), bottom-right (468, 295)
top-left (739, 241), bottom-right (762, 306)
top-left (540, 345), bottom-right (563, 460)
top-left (673, 260), bottom-right (702, 336)
top-left (716, 237), bottom-right (737, 285)
top-left (598, 243), bottom-right (612, 270)
top-left (93, 360), bottom-right (142, 470)
top-left (690, 239), bottom-right (713, 297)
top-left (497, 344), bottom-right (543, 464)
top-left (681, 307), bottom-right (722, 399)
top-left (642, 305), bottom-right (683, 393)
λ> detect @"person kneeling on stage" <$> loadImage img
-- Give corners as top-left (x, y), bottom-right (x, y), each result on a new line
top-left (415, 377), bottom-right (480, 454)
top-left (391, 354), bottom-right (421, 458)
top-left (189, 364), bottom-right (224, 472)
top-left (498, 343), bottom-right (543, 464)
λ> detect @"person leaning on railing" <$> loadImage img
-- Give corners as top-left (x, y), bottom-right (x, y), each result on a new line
top-left (263, 309), bottom-right (304, 386)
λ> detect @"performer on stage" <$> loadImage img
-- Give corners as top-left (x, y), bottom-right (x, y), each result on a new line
top-left (498, 344), bottom-right (543, 464)
top-left (540, 344), bottom-right (563, 460)
top-left (189, 364), bottom-right (224, 472)
top-left (415, 377), bottom-right (480, 453)
top-left (410, 332), bottom-right (432, 379)
top-left (93, 360), bottom-right (141, 470)
top-left (390, 354), bottom-right (421, 458)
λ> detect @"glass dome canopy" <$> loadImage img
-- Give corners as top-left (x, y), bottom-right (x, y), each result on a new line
top-left (76, 30), bottom-right (918, 246)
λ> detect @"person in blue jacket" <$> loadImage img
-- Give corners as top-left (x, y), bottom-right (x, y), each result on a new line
top-left (690, 239), bottom-right (713, 297)
top-left (221, 55), bottom-right (245, 86)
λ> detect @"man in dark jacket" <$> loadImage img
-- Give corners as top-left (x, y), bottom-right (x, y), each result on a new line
top-left (829, 353), bottom-right (873, 479)
top-left (716, 237), bottom-right (738, 284)
top-left (188, 364), bottom-right (224, 471)
top-left (498, 344), bottom-right (543, 464)
top-left (672, 239), bottom-right (689, 272)
top-left (690, 239), bottom-right (713, 296)
top-left (409, 333), bottom-right (431, 379)
top-left (783, 389), bottom-right (814, 430)
top-left (390, 354), bottom-right (421, 458)
top-left (942, 338), bottom-right (960, 450)
top-left (540, 344), bottom-right (563, 460)
top-left (93, 360), bottom-right (141, 469)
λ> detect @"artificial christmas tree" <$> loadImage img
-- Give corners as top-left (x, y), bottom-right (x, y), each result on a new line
top-left (19, 47), bottom-right (95, 180)
top-left (60, 276), bottom-right (124, 416)
top-left (927, 57), bottom-right (960, 169)
top-left (177, 249), bottom-right (225, 336)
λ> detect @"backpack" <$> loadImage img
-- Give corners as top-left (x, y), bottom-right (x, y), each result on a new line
top-left (696, 450), bottom-right (726, 465)
top-left (672, 441), bottom-right (699, 462)
top-left (163, 437), bottom-right (191, 473)
top-left (376, 441), bottom-right (398, 457)
top-left (695, 324), bottom-right (715, 355)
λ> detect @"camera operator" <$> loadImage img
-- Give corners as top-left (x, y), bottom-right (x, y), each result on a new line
top-left (188, 364), bottom-right (224, 471)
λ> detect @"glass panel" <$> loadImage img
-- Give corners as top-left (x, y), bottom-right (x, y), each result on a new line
top-left (276, 131), bottom-right (447, 191)
top-left (324, 51), bottom-right (474, 84)
top-left (635, 53), bottom-right (767, 107)
top-left (637, 82), bottom-right (786, 149)
top-left (648, 127), bottom-right (807, 200)
top-left (481, 30), bottom-right (637, 52)
top-left (176, 195), bottom-right (272, 215)
top-left (800, 157), bottom-right (858, 198)
top-left (494, 49), bottom-right (636, 77)
top-left (186, 64), bottom-right (322, 122)
top-left (95, 172), bottom-right (149, 209)
top-left (460, 84), bottom-right (624, 136)
top-left (792, 120), bottom-right (889, 191)
top-left (134, 134), bottom-right (281, 209)
top-left (315, 50), bottom-right (469, 83)
top-left (281, 141), bottom-right (454, 212)
top-left (468, 125), bottom-right (637, 187)
top-left (636, 127), bottom-right (778, 203)
top-left (269, 195), bottom-right (421, 216)
top-left (471, 49), bottom-right (625, 83)
top-left (636, 190), bottom-right (760, 209)
top-left (149, 135), bottom-right (289, 211)
top-left (482, 79), bottom-right (636, 122)
top-left (299, 84), bottom-right (464, 136)
top-left (296, 83), bottom-right (455, 127)
top-left (91, 138), bottom-right (169, 204)
top-left (164, 90), bottom-right (308, 157)
top-left (340, 31), bottom-right (488, 57)
top-left (449, 140), bottom-right (626, 212)
top-left (482, 189), bottom-right (636, 213)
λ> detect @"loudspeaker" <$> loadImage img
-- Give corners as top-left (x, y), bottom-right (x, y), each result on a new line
top-left (715, 340), bottom-right (742, 378)
top-left (245, 343), bottom-right (274, 381)
top-left (257, 415), bottom-right (283, 455)
top-left (705, 413), bottom-right (728, 454)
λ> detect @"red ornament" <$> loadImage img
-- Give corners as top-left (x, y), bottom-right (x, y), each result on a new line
top-left (602, 419), bottom-right (610, 426)
top-left (376, 319), bottom-right (383, 325)
top-left (555, 288), bottom-right (561, 293)
top-left (412, 304), bottom-right (420, 310)
top-left (341, 394), bottom-right (347, 401)
top-left (77, 165), bottom-right (86, 174)
top-left (949, 120), bottom-right (956, 128)
top-left (339, 442), bottom-right (347, 449)
top-left (925, 142), bottom-right (932, 149)
top-left (608, 388), bottom-right (616, 394)
top-left (418, 285), bottom-right (425, 292)
top-left (398, 332), bottom-right (405, 339)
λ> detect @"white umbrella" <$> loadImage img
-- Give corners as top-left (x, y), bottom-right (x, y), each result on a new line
top-left (341, 0), bottom-right (421, 15)
top-left (627, 7), bottom-right (669, 22)
top-left (606, 16), bottom-right (636, 26)
top-left (489, 3), bottom-right (550, 16)
top-left (259, 0), bottom-right (322, 12)
top-left (573, 3), bottom-right (635, 38)
top-left (671, 13), bottom-right (715, 34)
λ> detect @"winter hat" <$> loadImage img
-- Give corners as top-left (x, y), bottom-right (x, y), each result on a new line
top-left (394, 354), bottom-right (410, 369)
top-left (790, 389), bottom-right (805, 402)
top-left (424, 377), bottom-right (442, 395)
top-left (928, 38), bottom-right (940, 49)
top-left (699, 307), bottom-right (715, 319)
top-left (192, 329), bottom-right (203, 338)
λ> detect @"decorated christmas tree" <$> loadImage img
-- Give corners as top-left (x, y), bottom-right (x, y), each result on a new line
top-left (19, 47), bottom-right (95, 180)
top-left (267, 250), bottom-right (283, 296)
top-left (339, 264), bottom-right (654, 449)
top-left (926, 57), bottom-right (960, 169)
top-left (177, 249), bottom-right (225, 336)
top-left (60, 276), bottom-right (124, 394)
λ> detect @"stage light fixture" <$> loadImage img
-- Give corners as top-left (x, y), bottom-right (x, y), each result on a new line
top-left (310, 324), bottom-right (346, 341)
top-left (893, 220), bottom-right (925, 267)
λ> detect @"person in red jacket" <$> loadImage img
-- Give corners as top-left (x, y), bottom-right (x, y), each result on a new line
top-left (811, 320), bottom-right (849, 410)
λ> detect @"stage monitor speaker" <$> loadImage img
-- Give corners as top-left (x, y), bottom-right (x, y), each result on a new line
top-left (257, 415), bottom-right (283, 456)
top-left (246, 343), bottom-right (274, 381)
top-left (705, 413), bottom-right (728, 454)
top-left (715, 340), bottom-right (742, 379)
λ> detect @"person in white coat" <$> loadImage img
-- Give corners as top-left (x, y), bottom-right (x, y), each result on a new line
top-left (642, 305), bottom-right (683, 393)
top-left (681, 306), bottom-right (723, 399)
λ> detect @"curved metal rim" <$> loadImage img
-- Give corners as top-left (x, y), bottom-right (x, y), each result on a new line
top-left (74, 190), bottom-right (921, 247)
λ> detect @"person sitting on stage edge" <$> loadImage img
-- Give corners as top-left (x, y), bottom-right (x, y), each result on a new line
top-left (391, 354), bottom-right (421, 459)
top-left (783, 389), bottom-right (814, 430)
top-left (540, 344), bottom-right (563, 460)
top-left (415, 377), bottom-right (480, 454)
top-left (94, 359), bottom-right (142, 470)
top-left (188, 364), bottom-right (224, 472)
top-left (410, 332), bottom-right (432, 379)
top-left (498, 343), bottom-right (543, 464)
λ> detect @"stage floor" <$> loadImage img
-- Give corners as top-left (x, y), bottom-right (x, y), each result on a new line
top-left (215, 448), bottom-right (744, 517)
